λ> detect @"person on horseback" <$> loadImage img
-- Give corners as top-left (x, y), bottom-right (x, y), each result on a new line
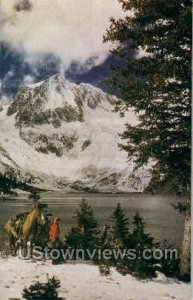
top-left (5, 212), bottom-right (27, 253)
top-left (5, 205), bottom-right (46, 255)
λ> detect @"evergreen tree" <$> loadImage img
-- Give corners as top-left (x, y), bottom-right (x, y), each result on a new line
top-left (65, 227), bottom-right (83, 249)
top-left (130, 213), bottom-right (158, 251)
top-left (97, 204), bottom-right (130, 273)
top-left (0, 173), bottom-right (16, 193)
top-left (0, 173), bottom-right (41, 195)
top-left (104, 0), bottom-right (191, 277)
top-left (65, 199), bottom-right (99, 253)
top-left (159, 239), bottom-right (180, 279)
top-left (110, 203), bottom-right (130, 248)
top-left (128, 213), bottom-right (159, 278)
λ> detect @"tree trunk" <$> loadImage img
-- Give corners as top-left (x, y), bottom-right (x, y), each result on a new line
top-left (180, 209), bottom-right (191, 277)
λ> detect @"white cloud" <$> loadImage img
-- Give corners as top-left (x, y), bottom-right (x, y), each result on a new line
top-left (0, 0), bottom-right (125, 72)
top-left (22, 74), bottom-right (34, 85)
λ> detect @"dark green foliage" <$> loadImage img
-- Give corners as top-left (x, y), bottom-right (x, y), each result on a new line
top-left (98, 205), bottom-right (129, 272)
top-left (159, 240), bottom-right (180, 279)
top-left (104, 0), bottom-right (191, 277)
top-left (65, 226), bottom-right (83, 248)
top-left (127, 213), bottom-right (159, 278)
top-left (104, 0), bottom-right (191, 199)
top-left (131, 212), bottom-right (156, 248)
top-left (23, 276), bottom-right (61, 299)
top-left (75, 199), bottom-right (99, 248)
top-left (65, 199), bottom-right (99, 255)
top-left (0, 173), bottom-right (42, 194)
top-left (0, 174), bottom-right (13, 193)
top-left (110, 203), bottom-right (130, 248)
top-left (105, 208), bottom-right (159, 278)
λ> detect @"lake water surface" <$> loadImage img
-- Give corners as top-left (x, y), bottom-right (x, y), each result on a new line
top-left (0, 192), bottom-right (184, 249)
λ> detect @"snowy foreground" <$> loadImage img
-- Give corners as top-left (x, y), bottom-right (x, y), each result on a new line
top-left (0, 257), bottom-right (190, 300)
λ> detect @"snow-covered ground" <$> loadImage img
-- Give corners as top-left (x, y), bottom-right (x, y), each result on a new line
top-left (0, 257), bottom-right (190, 300)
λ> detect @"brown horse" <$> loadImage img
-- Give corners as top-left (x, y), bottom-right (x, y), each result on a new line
top-left (5, 217), bottom-right (20, 253)
top-left (5, 203), bottom-right (46, 253)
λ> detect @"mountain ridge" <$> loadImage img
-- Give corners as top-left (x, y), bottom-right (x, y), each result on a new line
top-left (0, 74), bottom-right (150, 192)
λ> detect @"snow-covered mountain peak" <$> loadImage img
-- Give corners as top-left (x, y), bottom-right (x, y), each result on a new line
top-left (47, 73), bottom-right (71, 87)
top-left (43, 73), bottom-right (74, 94)
top-left (0, 76), bottom-right (148, 192)
top-left (6, 74), bottom-right (118, 127)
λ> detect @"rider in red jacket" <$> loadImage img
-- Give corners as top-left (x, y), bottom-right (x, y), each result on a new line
top-left (49, 217), bottom-right (61, 246)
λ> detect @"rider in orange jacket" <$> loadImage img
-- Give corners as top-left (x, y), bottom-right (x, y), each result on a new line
top-left (49, 217), bottom-right (61, 245)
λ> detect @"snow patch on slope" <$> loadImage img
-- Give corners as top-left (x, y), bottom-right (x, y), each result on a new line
top-left (0, 257), bottom-right (190, 300)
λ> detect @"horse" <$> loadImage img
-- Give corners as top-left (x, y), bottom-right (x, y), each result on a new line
top-left (5, 217), bottom-right (20, 253)
top-left (5, 203), bottom-right (46, 254)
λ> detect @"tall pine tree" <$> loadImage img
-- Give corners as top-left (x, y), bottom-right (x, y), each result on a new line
top-left (128, 213), bottom-right (159, 278)
top-left (104, 0), bottom-right (191, 277)
top-left (65, 199), bottom-right (99, 252)
top-left (110, 203), bottom-right (130, 248)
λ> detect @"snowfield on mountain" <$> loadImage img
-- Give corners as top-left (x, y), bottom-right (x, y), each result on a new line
top-left (0, 74), bottom-right (150, 192)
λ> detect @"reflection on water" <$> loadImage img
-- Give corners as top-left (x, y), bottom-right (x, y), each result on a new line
top-left (0, 192), bottom-right (184, 249)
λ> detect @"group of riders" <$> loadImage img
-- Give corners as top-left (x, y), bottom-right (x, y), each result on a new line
top-left (5, 202), bottom-right (118, 256)
top-left (5, 202), bottom-right (62, 253)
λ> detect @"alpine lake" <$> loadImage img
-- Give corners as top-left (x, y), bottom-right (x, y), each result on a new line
top-left (0, 192), bottom-right (184, 250)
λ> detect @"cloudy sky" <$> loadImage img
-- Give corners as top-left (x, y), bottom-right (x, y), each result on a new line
top-left (0, 0), bottom-right (125, 98)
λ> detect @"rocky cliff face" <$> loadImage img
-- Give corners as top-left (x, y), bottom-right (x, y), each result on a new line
top-left (0, 74), bottom-right (150, 192)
